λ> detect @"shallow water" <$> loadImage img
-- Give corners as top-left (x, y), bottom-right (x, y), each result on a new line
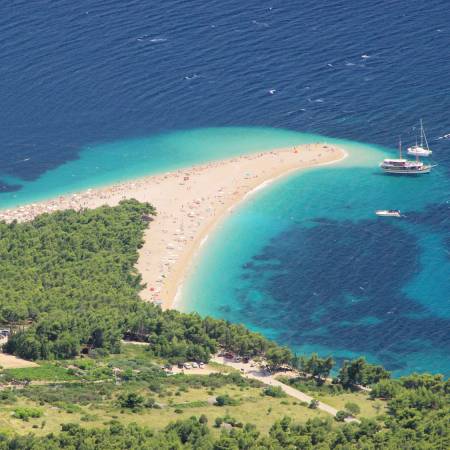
top-left (181, 138), bottom-right (450, 376)
top-left (0, 127), bottom-right (318, 208)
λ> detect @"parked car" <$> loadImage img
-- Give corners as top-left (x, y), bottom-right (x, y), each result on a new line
top-left (183, 363), bottom-right (191, 369)
top-left (191, 362), bottom-right (199, 368)
top-left (199, 362), bottom-right (205, 368)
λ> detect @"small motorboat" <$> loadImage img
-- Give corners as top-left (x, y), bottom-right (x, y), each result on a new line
top-left (375, 210), bottom-right (402, 217)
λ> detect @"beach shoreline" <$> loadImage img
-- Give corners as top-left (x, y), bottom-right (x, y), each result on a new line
top-left (0, 143), bottom-right (347, 310)
top-left (170, 147), bottom-right (348, 310)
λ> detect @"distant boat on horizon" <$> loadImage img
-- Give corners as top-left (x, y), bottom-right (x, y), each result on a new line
top-left (380, 138), bottom-right (432, 175)
top-left (407, 119), bottom-right (432, 157)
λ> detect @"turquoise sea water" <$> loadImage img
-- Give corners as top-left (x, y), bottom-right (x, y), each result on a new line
top-left (1, 127), bottom-right (320, 209)
top-left (2, 0), bottom-right (449, 376)
top-left (178, 130), bottom-right (450, 376)
top-left (1, 125), bottom-right (448, 376)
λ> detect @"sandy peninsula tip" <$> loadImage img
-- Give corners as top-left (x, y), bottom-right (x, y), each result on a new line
top-left (0, 143), bottom-right (347, 310)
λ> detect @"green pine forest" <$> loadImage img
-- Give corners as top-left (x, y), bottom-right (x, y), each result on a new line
top-left (0, 200), bottom-right (448, 449)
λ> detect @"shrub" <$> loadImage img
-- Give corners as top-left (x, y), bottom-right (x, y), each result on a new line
top-left (219, 414), bottom-right (241, 428)
top-left (89, 348), bottom-right (110, 359)
top-left (74, 360), bottom-right (94, 371)
top-left (118, 392), bottom-right (144, 410)
top-left (263, 386), bottom-right (287, 398)
top-left (12, 407), bottom-right (43, 421)
top-left (148, 381), bottom-right (162, 393)
top-left (370, 379), bottom-right (399, 400)
top-left (215, 394), bottom-right (238, 406)
top-left (80, 414), bottom-right (97, 422)
top-left (0, 390), bottom-right (16, 403)
top-left (57, 402), bottom-right (82, 414)
top-left (335, 410), bottom-right (349, 422)
top-left (344, 402), bottom-right (361, 416)
top-left (308, 399), bottom-right (319, 409)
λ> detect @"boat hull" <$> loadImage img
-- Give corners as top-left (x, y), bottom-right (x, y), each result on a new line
top-left (407, 149), bottom-right (432, 157)
top-left (380, 164), bottom-right (431, 175)
top-left (375, 210), bottom-right (401, 217)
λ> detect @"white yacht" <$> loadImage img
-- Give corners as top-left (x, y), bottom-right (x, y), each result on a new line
top-left (375, 210), bottom-right (401, 218)
top-left (407, 120), bottom-right (432, 157)
top-left (380, 138), bottom-right (432, 175)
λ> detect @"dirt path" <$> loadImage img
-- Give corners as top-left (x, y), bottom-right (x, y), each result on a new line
top-left (212, 356), bottom-right (359, 423)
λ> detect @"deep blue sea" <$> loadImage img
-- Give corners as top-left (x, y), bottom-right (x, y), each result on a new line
top-left (1, 0), bottom-right (449, 375)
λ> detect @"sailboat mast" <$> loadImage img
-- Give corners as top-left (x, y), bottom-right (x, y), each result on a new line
top-left (420, 119), bottom-right (424, 147)
top-left (399, 137), bottom-right (402, 159)
top-left (422, 119), bottom-right (430, 151)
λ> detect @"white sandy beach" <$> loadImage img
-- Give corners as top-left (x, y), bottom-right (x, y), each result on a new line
top-left (0, 143), bottom-right (346, 310)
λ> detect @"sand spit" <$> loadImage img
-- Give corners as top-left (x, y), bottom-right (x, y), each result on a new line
top-left (0, 143), bottom-right (346, 309)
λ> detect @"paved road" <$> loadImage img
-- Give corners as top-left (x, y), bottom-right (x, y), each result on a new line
top-left (212, 356), bottom-right (359, 423)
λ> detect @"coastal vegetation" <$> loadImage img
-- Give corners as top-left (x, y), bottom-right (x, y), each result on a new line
top-left (0, 343), bottom-right (448, 448)
top-left (337, 358), bottom-right (390, 389)
top-left (0, 200), bottom-right (281, 364)
top-left (0, 344), bottom-right (327, 437)
top-left (0, 201), bottom-right (448, 448)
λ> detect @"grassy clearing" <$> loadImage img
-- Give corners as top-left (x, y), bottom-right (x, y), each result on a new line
top-left (102, 385), bottom-right (330, 434)
top-left (316, 391), bottom-right (387, 419)
top-left (3, 364), bottom-right (79, 382)
top-left (207, 361), bottom-right (237, 373)
top-left (277, 375), bottom-right (387, 420)
top-left (0, 382), bottom-right (328, 436)
top-left (107, 344), bottom-right (155, 364)
top-left (0, 347), bottom-right (378, 437)
top-left (0, 398), bottom-right (88, 436)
